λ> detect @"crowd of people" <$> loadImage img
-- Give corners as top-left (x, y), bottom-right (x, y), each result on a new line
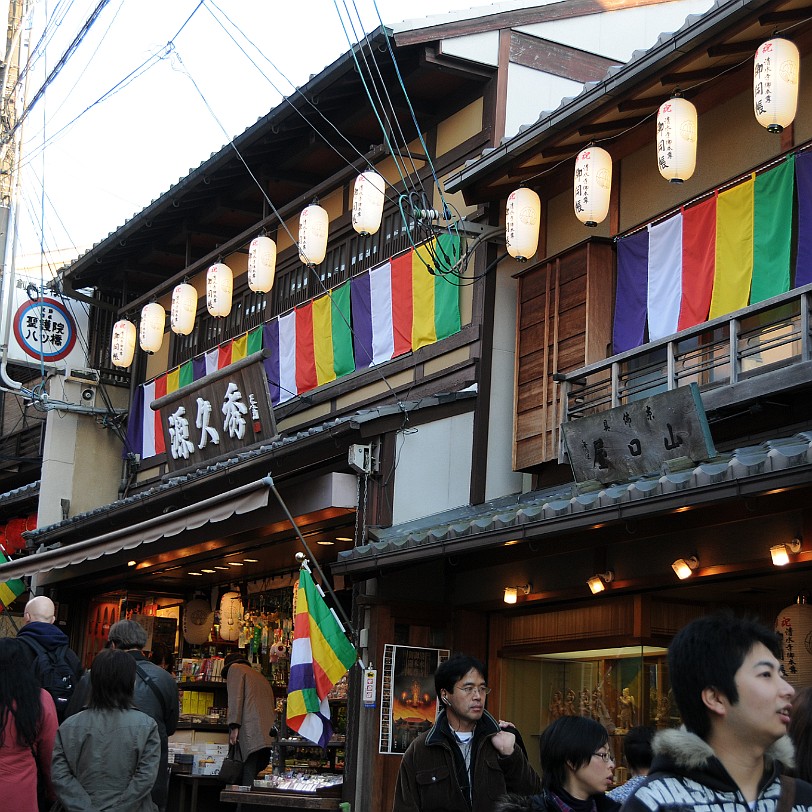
top-left (394, 612), bottom-right (812, 812)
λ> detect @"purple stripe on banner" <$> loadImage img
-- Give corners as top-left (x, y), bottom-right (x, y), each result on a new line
top-left (124, 383), bottom-right (144, 459)
top-left (289, 661), bottom-right (318, 691)
top-left (350, 273), bottom-right (373, 369)
top-left (613, 229), bottom-right (650, 353)
top-left (263, 320), bottom-right (280, 405)
top-left (796, 151), bottom-right (812, 288)
top-left (192, 356), bottom-right (206, 381)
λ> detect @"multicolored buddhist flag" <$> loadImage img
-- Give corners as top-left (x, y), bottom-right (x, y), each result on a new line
top-left (0, 550), bottom-right (25, 610)
top-left (286, 563), bottom-right (357, 748)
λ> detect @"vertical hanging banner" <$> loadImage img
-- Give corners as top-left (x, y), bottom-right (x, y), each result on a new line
top-left (4, 276), bottom-right (89, 371)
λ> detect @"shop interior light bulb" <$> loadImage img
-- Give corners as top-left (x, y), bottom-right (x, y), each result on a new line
top-left (671, 556), bottom-right (699, 579)
top-left (771, 539), bottom-right (801, 566)
top-left (504, 586), bottom-right (518, 604)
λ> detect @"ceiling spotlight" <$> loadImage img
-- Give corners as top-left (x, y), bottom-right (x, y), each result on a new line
top-left (214, 566), bottom-right (229, 571)
top-left (317, 540), bottom-right (335, 546)
top-left (335, 537), bottom-right (353, 542)
top-left (201, 569), bottom-right (216, 574)
top-left (127, 560), bottom-right (137, 567)
top-left (227, 561), bottom-right (244, 567)
top-left (671, 556), bottom-right (699, 580)
top-left (587, 571), bottom-right (614, 595)
top-left (503, 583), bottom-right (532, 604)
top-left (188, 571), bottom-right (203, 576)
top-left (243, 558), bottom-right (259, 563)
top-left (771, 538), bottom-right (802, 566)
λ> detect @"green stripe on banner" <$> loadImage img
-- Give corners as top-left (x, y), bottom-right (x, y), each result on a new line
top-left (330, 282), bottom-right (355, 377)
top-left (434, 232), bottom-right (462, 340)
top-left (752, 154), bottom-right (795, 303)
top-left (247, 327), bottom-right (263, 355)
top-left (179, 361), bottom-right (194, 388)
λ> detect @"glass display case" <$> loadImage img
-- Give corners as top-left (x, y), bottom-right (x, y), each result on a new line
top-left (501, 645), bottom-right (676, 784)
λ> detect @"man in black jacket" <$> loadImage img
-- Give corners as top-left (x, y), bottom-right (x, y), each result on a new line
top-left (67, 619), bottom-right (179, 811)
top-left (622, 613), bottom-right (812, 812)
top-left (17, 595), bottom-right (83, 720)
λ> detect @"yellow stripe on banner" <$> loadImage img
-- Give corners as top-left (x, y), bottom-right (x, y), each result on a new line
top-left (412, 239), bottom-right (437, 350)
top-left (166, 368), bottom-right (180, 393)
top-left (709, 176), bottom-right (754, 319)
top-left (309, 619), bottom-right (353, 684)
top-left (312, 294), bottom-right (336, 386)
top-left (0, 581), bottom-right (18, 606)
top-left (231, 333), bottom-right (248, 362)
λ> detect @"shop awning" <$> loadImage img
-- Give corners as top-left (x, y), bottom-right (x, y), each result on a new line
top-left (0, 477), bottom-right (273, 581)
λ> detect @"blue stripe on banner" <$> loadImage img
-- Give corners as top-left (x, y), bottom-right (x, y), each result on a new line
top-left (350, 273), bottom-right (373, 369)
top-left (124, 384), bottom-right (144, 459)
top-left (613, 229), bottom-right (650, 353)
top-left (263, 320), bottom-right (280, 405)
top-left (192, 356), bottom-right (206, 381)
top-left (796, 151), bottom-right (812, 288)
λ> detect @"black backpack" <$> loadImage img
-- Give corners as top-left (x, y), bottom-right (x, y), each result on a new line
top-left (19, 636), bottom-right (80, 722)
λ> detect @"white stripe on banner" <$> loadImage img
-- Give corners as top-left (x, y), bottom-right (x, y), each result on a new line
top-left (141, 381), bottom-right (156, 458)
top-left (647, 213), bottom-right (683, 340)
top-left (370, 261), bottom-right (394, 365)
top-left (205, 348), bottom-right (219, 376)
top-left (278, 311), bottom-right (297, 403)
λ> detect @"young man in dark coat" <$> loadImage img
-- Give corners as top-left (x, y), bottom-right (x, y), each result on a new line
top-left (622, 613), bottom-right (812, 812)
top-left (393, 653), bottom-right (541, 812)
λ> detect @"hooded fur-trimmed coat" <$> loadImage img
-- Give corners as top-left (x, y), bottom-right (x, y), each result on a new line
top-left (620, 728), bottom-right (812, 812)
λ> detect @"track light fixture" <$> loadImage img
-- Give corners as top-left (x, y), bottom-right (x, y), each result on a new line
top-left (503, 583), bottom-right (532, 604)
top-left (770, 538), bottom-right (802, 566)
top-left (671, 556), bottom-right (699, 580)
top-left (587, 571), bottom-right (614, 594)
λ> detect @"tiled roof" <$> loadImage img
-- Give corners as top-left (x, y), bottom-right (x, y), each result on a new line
top-left (334, 429), bottom-right (812, 571)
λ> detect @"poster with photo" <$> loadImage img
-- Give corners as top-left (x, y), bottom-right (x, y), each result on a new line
top-left (379, 644), bottom-right (449, 755)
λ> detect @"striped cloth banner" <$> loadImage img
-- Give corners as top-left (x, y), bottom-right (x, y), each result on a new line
top-left (0, 551), bottom-right (25, 609)
top-left (614, 155), bottom-right (798, 352)
top-left (286, 563), bottom-right (357, 747)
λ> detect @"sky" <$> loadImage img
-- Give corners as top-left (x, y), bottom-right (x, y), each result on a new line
top-left (12, 0), bottom-right (501, 274)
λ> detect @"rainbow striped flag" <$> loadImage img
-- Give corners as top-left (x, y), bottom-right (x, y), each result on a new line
top-left (286, 563), bottom-right (357, 747)
top-left (0, 550), bottom-right (25, 609)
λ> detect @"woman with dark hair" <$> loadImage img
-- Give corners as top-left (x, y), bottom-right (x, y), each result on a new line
top-left (51, 648), bottom-right (160, 812)
top-left (789, 686), bottom-right (812, 782)
top-left (496, 716), bottom-right (621, 812)
top-left (0, 637), bottom-right (58, 812)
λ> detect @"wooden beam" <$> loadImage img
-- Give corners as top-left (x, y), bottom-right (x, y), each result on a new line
top-left (509, 31), bottom-right (619, 83)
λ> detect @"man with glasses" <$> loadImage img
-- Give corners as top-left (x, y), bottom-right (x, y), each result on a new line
top-left (393, 653), bottom-right (540, 812)
top-left (623, 613), bottom-right (812, 812)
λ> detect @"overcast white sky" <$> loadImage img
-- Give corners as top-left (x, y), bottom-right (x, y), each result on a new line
top-left (13, 0), bottom-right (506, 273)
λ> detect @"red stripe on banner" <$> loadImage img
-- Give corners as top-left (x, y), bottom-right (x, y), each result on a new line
top-left (679, 196), bottom-right (717, 330)
top-left (218, 341), bottom-right (232, 369)
top-left (295, 302), bottom-right (318, 392)
top-left (390, 250), bottom-right (413, 357)
top-left (153, 375), bottom-right (167, 455)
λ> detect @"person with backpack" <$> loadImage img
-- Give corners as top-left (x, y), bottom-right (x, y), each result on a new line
top-left (65, 620), bottom-right (179, 812)
top-left (17, 595), bottom-right (83, 723)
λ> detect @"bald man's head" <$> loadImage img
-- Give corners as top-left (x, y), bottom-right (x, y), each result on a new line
top-left (24, 595), bottom-right (55, 624)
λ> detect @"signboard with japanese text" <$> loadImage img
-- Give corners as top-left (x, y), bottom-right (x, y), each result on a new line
top-left (4, 275), bottom-right (89, 371)
top-left (151, 353), bottom-right (277, 472)
top-left (379, 645), bottom-right (449, 755)
top-left (561, 384), bottom-right (715, 485)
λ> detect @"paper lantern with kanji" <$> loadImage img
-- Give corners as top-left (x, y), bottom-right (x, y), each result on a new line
top-left (754, 38), bottom-right (800, 133)
top-left (111, 319), bottom-right (136, 368)
top-left (352, 170), bottom-right (385, 236)
top-left (139, 303), bottom-right (165, 354)
top-left (574, 147), bottom-right (612, 227)
top-left (171, 283), bottom-right (197, 335)
top-left (657, 97), bottom-right (697, 183)
top-left (206, 263), bottom-right (233, 318)
top-left (775, 601), bottom-right (812, 687)
top-left (506, 188), bottom-right (541, 261)
top-left (218, 591), bottom-right (243, 642)
top-left (248, 235), bottom-right (277, 293)
top-left (183, 598), bottom-right (214, 645)
top-left (298, 203), bottom-right (329, 266)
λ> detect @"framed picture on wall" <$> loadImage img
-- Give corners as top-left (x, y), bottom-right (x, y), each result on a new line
top-left (379, 644), bottom-right (449, 755)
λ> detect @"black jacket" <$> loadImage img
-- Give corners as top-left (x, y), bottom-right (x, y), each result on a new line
top-left (17, 621), bottom-right (83, 692)
top-left (495, 787), bottom-right (621, 812)
top-left (393, 709), bottom-right (541, 812)
top-left (621, 728), bottom-right (812, 812)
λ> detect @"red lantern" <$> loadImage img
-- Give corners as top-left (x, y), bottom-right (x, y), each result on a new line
top-left (5, 517), bottom-right (27, 553)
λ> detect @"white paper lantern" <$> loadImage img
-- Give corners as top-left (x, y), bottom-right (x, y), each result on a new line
top-left (139, 302), bottom-right (165, 354)
top-left (248, 235), bottom-right (277, 293)
top-left (574, 146), bottom-right (612, 227)
top-left (754, 38), bottom-right (800, 133)
top-left (775, 601), bottom-right (812, 688)
top-left (352, 171), bottom-right (385, 236)
top-left (657, 97), bottom-right (697, 183)
top-left (206, 262), bottom-right (233, 318)
top-left (298, 203), bottom-right (329, 265)
top-left (111, 319), bottom-right (136, 368)
top-left (183, 598), bottom-right (214, 645)
top-left (219, 591), bottom-right (243, 642)
top-left (171, 283), bottom-right (197, 335)
top-left (505, 188), bottom-right (541, 261)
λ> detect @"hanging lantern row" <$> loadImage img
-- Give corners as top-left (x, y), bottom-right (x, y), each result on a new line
top-left (352, 170), bottom-right (385, 236)
top-left (248, 235), bottom-right (277, 293)
top-left (507, 34), bottom-right (799, 260)
top-left (171, 283), bottom-right (197, 336)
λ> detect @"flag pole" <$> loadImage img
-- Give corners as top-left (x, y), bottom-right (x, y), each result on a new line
top-left (265, 474), bottom-right (357, 639)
